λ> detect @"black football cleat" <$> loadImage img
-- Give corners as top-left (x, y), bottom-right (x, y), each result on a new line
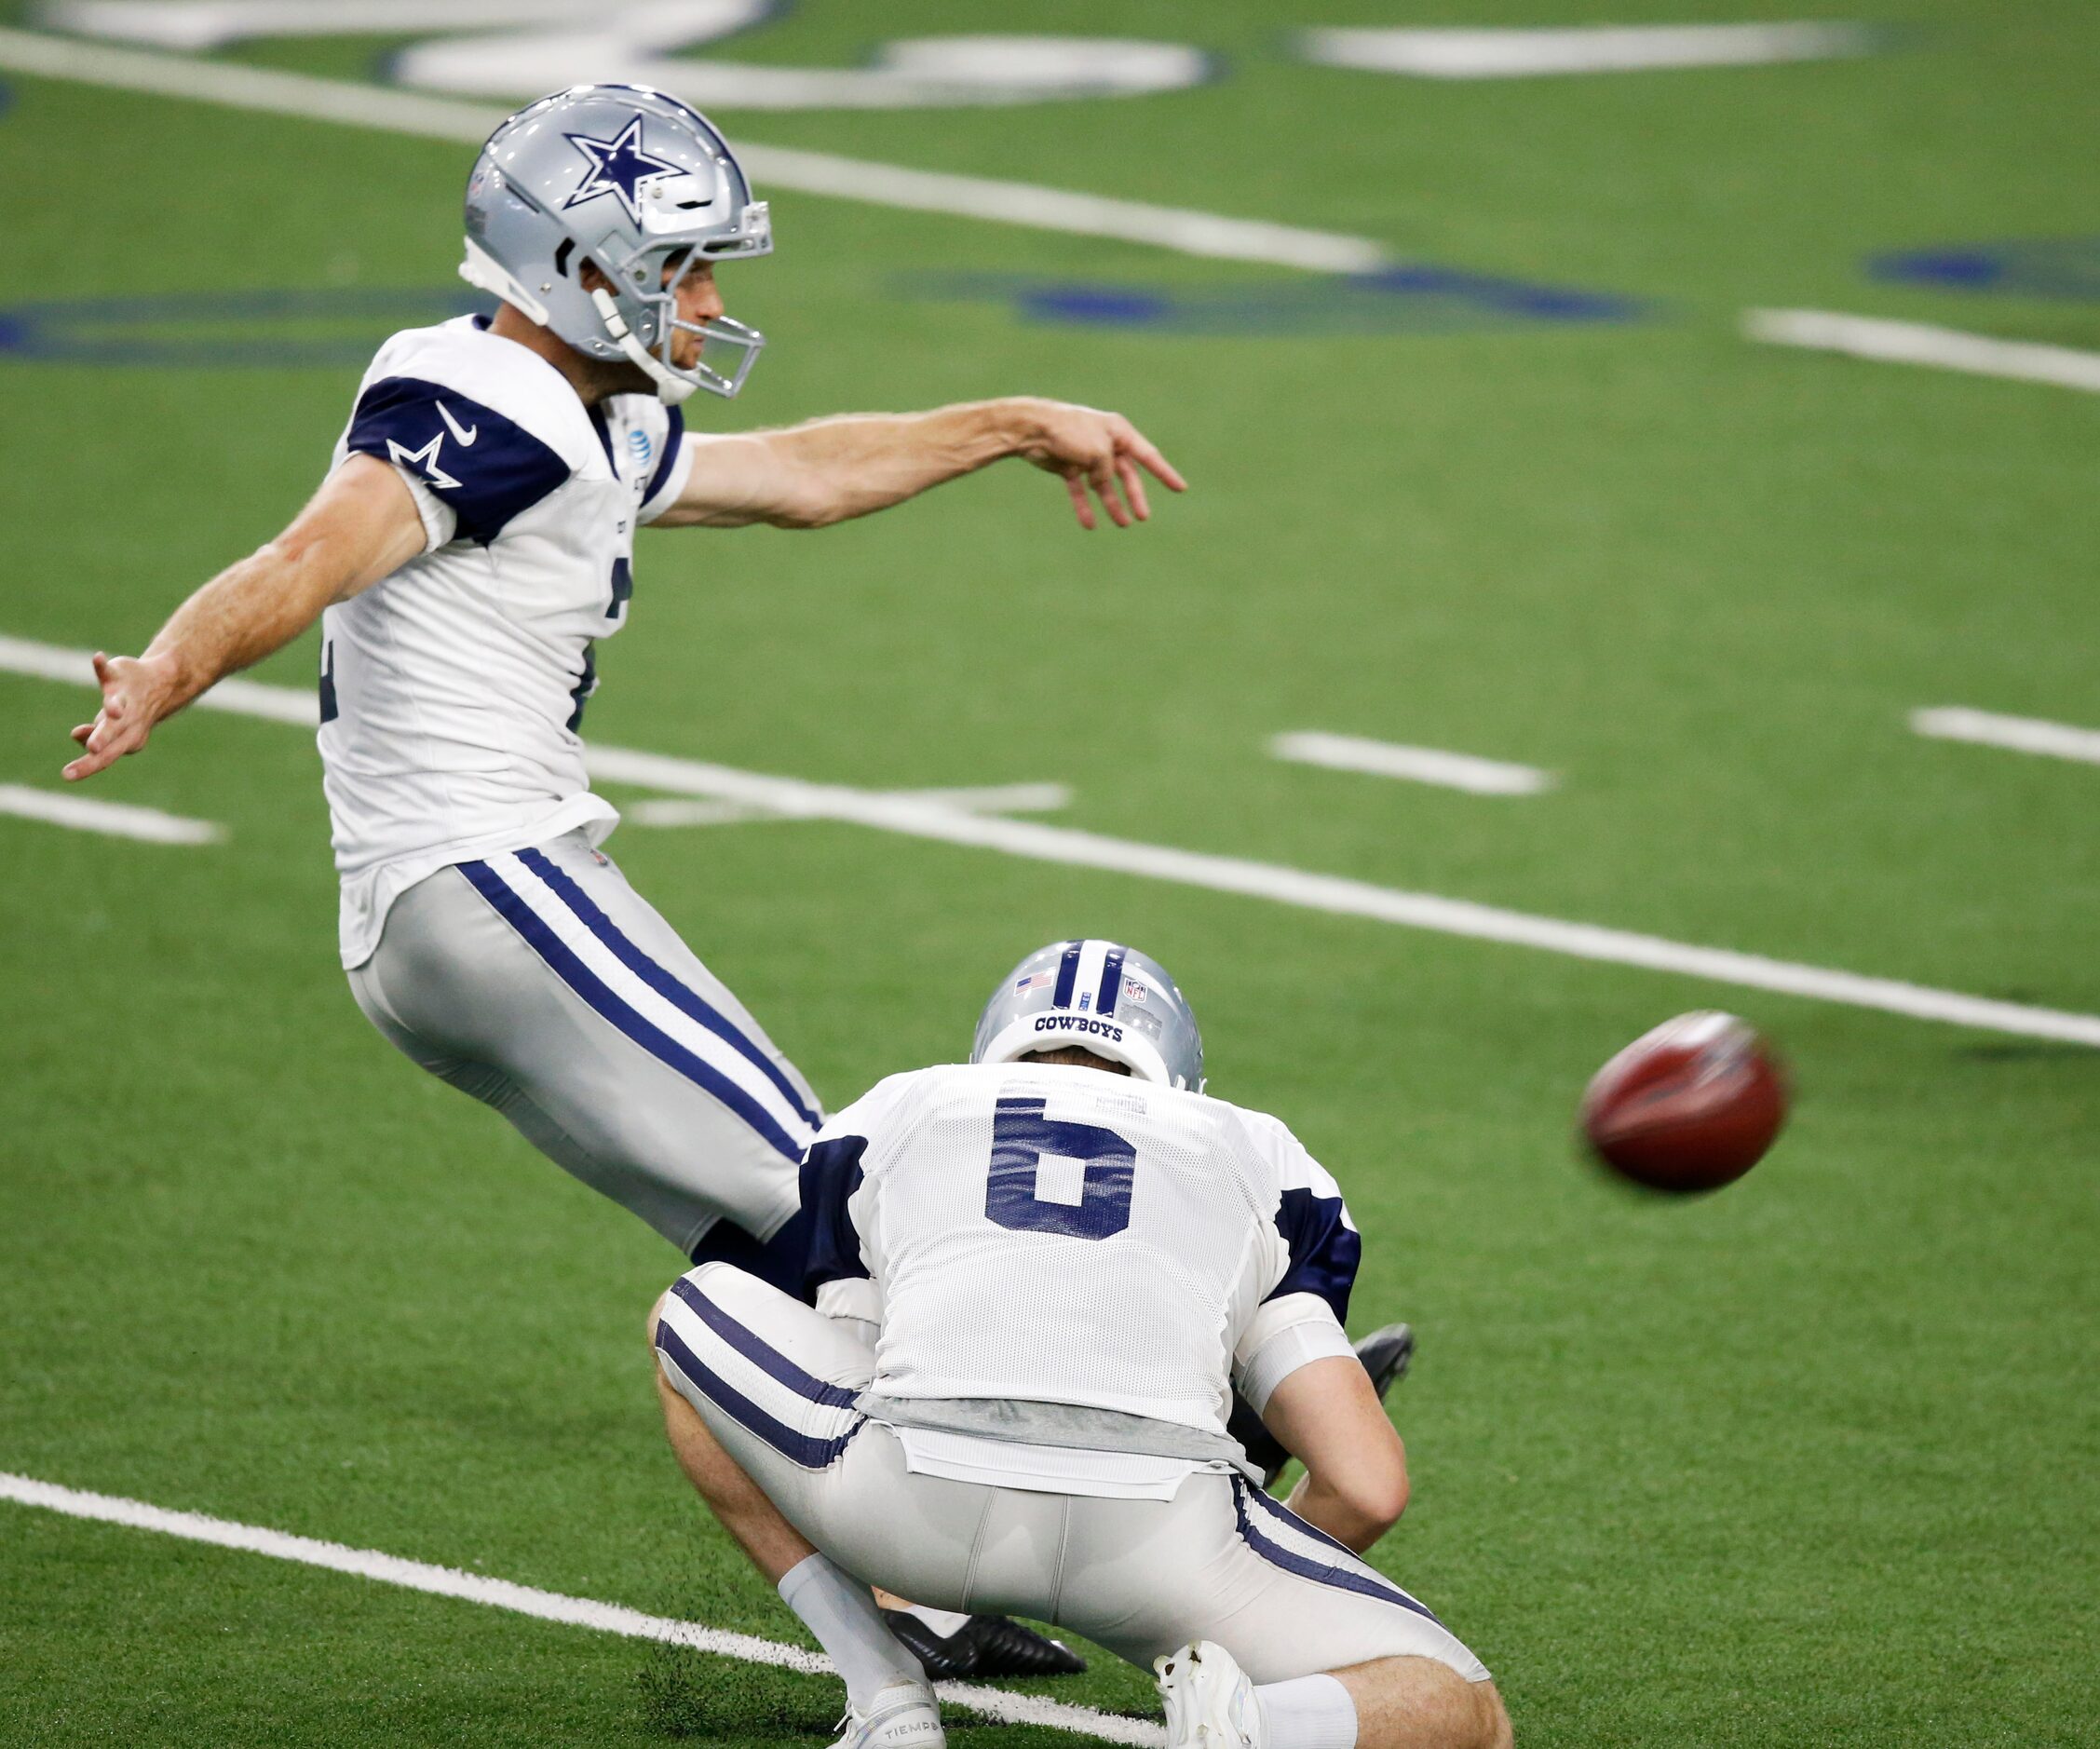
top-left (882, 1607), bottom-right (1087, 1679)
top-left (1256, 1322), bottom-right (1416, 1489)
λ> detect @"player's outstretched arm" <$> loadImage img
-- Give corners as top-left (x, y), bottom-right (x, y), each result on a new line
top-left (651, 397), bottom-right (1186, 533)
top-left (63, 456), bottom-right (427, 781)
top-left (1262, 1354), bottom-right (1411, 1553)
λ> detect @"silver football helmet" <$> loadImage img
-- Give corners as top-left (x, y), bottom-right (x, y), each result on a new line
top-left (971, 940), bottom-right (1205, 1092)
top-left (460, 84), bottom-right (772, 404)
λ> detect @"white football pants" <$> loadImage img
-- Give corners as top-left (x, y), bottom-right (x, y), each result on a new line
top-left (654, 1262), bottom-right (1492, 1687)
top-left (347, 831), bottom-right (819, 1257)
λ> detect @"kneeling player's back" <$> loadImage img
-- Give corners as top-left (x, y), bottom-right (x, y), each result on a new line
top-left (802, 1062), bottom-right (1356, 1440)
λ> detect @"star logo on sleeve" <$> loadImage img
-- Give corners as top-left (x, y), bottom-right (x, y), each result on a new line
top-left (562, 115), bottom-right (684, 225)
top-left (386, 431), bottom-right (460, 491)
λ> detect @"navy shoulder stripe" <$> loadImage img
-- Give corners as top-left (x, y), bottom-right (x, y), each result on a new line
top-left (1266, 1185), bottom-right (1362, 1323)
top-left (643, 404), bottom-right (685, 508)
top-left (346, 374), bottom-right (570, 545)
top-left (800, 1133), bottom-right (873, 1296)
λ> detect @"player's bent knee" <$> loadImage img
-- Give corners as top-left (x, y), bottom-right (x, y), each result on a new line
top-left (1468, 1680), bottom-right (1513, 1749)
top-left (1483, 1682), bottom-right (1515, 1749)
top-left (1447, 1678), bottom-right (1512, 1749)
top-left (1338, 1654), bottom-right (1502, 1749)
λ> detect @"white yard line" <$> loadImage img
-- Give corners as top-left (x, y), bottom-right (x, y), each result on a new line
top-left (1743, 309), bottom-right (2100, 395)
top-left (722, 142), bottom-right (1386, 272)
top-left (0, 27), bottom-right (1389, 273)
top-left (37, 1), bottom-right (631, 51)
top-left (1912, 707), bottom-right (2100, 766)
top-left (1299, 23), bottom-right (1878, 80)
top-left (630, 780), bottom-right (1071, 828)
top-left (0, 1471), bottom-right (1159, 1746)
top-left (1272, 731), bottom-right (1554, 796)
top-left (0, 783), bottom-right (222, 844)
top-left (0, 637), bottom-right (320, 725)
top-left (628, 797), bottom-right (782, 828)
top-left (7, 632), bottom-right (2099, 1046)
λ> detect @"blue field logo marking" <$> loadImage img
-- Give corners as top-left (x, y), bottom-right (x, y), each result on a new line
top-left (0, 289), bottom-right (495, 367)
top-left (1870, 238), bottom-right (2100, 302)
top-left (0, 268), bottom-right (1645, 368)
top-left (899, 267), bottom-right (1646, 334)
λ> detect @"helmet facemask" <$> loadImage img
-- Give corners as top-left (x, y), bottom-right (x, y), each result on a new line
top-left (586, 221), bottom-right (769, 405)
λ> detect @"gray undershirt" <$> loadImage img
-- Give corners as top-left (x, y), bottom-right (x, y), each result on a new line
top-left (858, 1392), bottom-right (1255, 1477)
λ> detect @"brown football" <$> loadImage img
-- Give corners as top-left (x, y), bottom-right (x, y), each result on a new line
top-left (1579, 1011), bottom-right (1787, 1193)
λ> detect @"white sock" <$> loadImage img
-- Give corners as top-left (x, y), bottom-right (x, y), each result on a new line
top-left (777, 1553), bottom-right (928, 1710)
top-left (901, 1604), bottom-right (973, 1637)
top-left (1256, 1674), bottom-right (1359, 1749)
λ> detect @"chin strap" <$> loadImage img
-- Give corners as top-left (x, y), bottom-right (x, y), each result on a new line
top-left (589, 287), bottom-right (698, 406)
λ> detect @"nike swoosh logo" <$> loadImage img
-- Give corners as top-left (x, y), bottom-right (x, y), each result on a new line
top-left (436, 400), bottom-right (479, 446)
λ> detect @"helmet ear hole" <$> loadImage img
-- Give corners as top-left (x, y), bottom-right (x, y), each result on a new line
top-left (552, 239), bottom-right (575, 278)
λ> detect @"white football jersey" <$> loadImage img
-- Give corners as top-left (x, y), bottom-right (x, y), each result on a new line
top-left (801, 1062), bottom-right (1362, 1445)
top-left (318, 315), bottom-right (694, 968)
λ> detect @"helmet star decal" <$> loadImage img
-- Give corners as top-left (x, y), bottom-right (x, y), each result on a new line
top-left (562, 115), bottom-right (684, 224)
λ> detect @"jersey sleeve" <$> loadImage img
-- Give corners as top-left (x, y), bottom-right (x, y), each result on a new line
top-left (798, 1073), bottom-right (916, 1299)
top-left (342, 374), bottom-right (571, 546)
top-left (1232, 1291), bottom-right (1356, 1415)
top-left (637, 406), bottom-right (692, 524)
top-left (800, 1128), bottom-right (874, 1294)
top-left (1255, 1119), bottom-right (1362, 1324)
top-left (379, 464), bottom-right (455, 554)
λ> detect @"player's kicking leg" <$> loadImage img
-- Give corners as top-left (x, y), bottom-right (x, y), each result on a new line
top-left (349, 832), bottom-right (818, 1265)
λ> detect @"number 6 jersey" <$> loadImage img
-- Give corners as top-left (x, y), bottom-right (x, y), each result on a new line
top-left (318, 314), bottom-right (692, 969)
top-left (800, 1060), bottom-right (1364, 1496)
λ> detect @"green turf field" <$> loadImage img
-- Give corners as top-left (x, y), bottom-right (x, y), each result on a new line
top-left (3, 3), bottom-right (2097, 1744)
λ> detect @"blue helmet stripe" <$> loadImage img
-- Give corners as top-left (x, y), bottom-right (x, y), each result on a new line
top-left (971, 938), bottom-right (1204, 1091)
top-left (1095, 946), bottom-right (1128, 1018)
top-left (1051, 940), bottom-right (1083, 1008)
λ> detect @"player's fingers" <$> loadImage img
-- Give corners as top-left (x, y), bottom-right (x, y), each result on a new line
top-left (1100, 461), bottom-right (1136, 528)
top-left (70, 722), bottom-right (93, 746)
top-left (90, 711), bottom-right (140, 752)
top-left (1064, 472), bottom-right (1097, 531)
top-left (90, 651), bottom-right (111, 685)
top-left (1116, 453), bottom-right (1152, 523)
top-left (62, 739), bottom-right (116, 781)
top-left (1091, 459), bottom-right (1131, 528)
top-left (1128, 433), bottom-right (1187, 493)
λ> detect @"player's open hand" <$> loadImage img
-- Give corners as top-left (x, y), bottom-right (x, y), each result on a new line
top-left (1012, 400), bottom-right (1187, 531)
top-left (63, 651), bottom-right (177, 781)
